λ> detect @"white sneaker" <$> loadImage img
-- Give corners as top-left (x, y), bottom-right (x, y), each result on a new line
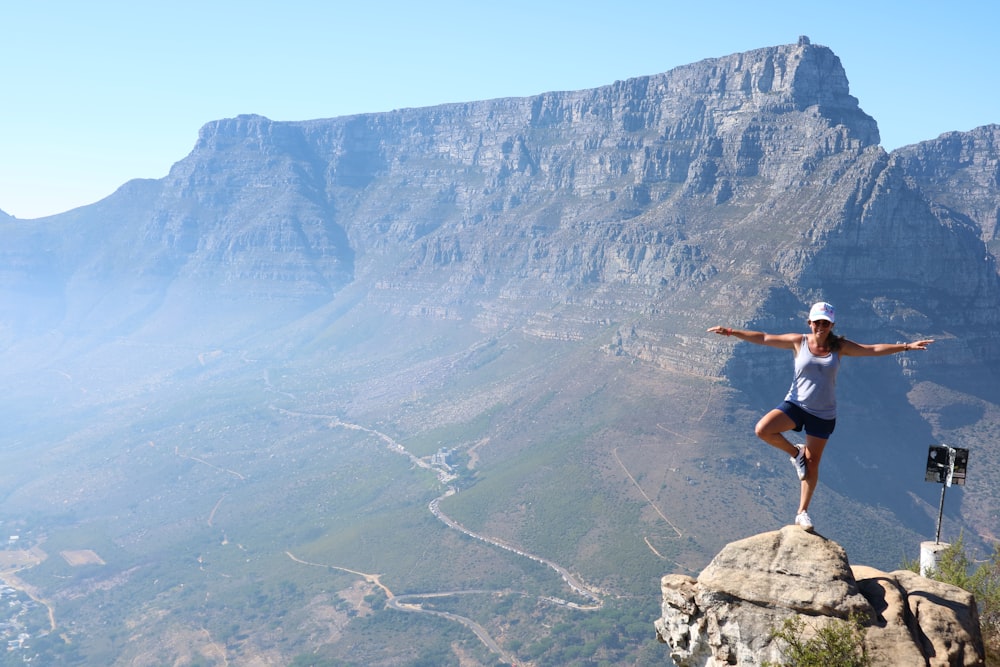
top-left (795, 511), bottom-right (814, 532)
top-left (790, 445), bottom-right (807, 481)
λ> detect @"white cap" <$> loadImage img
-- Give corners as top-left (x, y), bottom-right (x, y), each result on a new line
top-left (808, 302), bottom-right (835, 323)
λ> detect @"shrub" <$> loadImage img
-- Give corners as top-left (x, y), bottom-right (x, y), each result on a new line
top-left (763, 613), bottom-right (871, 667)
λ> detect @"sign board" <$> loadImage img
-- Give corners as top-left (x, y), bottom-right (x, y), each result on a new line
top-left (925, 445), bottom-right (970, 543)
top-left (924, 445), bottom-right (969, 486)
top-left (925, 446), bottom-right (949, 483)
top-left (950, 447), bottom-right (969, 486)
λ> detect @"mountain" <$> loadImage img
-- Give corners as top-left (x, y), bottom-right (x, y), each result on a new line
top-left (1, 37), bottom-right (999, 665)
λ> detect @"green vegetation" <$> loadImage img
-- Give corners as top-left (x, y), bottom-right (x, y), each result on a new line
top-left (2, 344), bottom-right (676, 665)
top-left (513, 598), bottom-right (661, 666)
top-left (404, 403), bottom-right (506, 457)
top-left (763, 613), bottom-right (871, 667)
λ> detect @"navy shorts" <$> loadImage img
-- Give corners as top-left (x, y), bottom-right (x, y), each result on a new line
top-left (777, 400), bottom-right (836, 440)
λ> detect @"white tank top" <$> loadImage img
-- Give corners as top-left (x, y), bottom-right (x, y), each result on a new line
top-left (784, 335), bottom-right (840, 420)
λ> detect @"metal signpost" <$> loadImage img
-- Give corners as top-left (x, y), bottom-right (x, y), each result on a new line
top-left (924, 445), bottom-right (969, 544)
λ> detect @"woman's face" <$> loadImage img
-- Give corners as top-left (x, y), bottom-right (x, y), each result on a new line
top-left (809, 319), bottom-right (833, 337)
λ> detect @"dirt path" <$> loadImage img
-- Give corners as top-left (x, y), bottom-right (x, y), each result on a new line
top-left (613, 446), bottom-right (683, 538)
top-left (284, 552), bottom-right (517, 664)
top-left (284, 552), bottom-right (396, 600)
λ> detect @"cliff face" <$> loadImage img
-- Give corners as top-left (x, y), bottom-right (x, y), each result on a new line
top-left (655, 527), bottom-right (984, 667)
top-left (7, 40), bottom-right (997, 372)
top-left (894, 125), bottom-right (1000, 247)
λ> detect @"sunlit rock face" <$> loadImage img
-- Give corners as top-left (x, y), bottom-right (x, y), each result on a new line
top-left (4, 40), bottom-right (999, 376)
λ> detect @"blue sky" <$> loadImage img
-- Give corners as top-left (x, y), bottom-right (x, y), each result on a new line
top-left (2, 0), bottom-right (997, 219)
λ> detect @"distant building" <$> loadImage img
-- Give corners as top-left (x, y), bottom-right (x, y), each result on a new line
top-left (431, 448), bottom-right (453, 469)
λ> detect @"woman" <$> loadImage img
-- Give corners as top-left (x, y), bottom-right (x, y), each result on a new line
top-left (708, 301), bottom-right (934, 532)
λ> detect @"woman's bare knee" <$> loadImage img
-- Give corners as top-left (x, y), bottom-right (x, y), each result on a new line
top-left (753, 421), bottom-right (771, 440)
top-left (755, 410), bottom-right (793, 440)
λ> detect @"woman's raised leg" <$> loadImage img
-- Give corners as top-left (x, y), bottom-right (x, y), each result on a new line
top-left (754, 409), bottom-right (799, 457)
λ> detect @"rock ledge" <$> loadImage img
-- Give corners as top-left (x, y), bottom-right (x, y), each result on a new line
top-left (654, 526), bottom-right (984, 666)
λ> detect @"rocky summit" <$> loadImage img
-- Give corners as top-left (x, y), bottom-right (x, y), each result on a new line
top-left (1, 38), bottom-right (999, 665)
top-left (655, 527), bottom-right (984, 666)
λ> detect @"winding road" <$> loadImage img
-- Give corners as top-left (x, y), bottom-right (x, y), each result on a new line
top-left (279, 407), bottom-right (605, 664)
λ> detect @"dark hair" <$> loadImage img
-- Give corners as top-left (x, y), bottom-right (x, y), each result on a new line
top-left (827, 334), bottom-right (845, 351)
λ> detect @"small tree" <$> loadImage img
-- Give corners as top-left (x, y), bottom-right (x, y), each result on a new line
top-left (763, 613), bottom-right (871, 667)
top-left (974, 544), bottom-right (1000, 662)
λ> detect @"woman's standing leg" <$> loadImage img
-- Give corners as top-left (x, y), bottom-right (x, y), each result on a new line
top-left (798, 435), bottom-right (828, 514)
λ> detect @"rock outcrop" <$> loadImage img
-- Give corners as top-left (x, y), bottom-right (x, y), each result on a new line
top-left (655, 527), bottom-right (984, 666)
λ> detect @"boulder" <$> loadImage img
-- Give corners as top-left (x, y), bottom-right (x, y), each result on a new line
top-left (654, 526), bottom-right (984, 666)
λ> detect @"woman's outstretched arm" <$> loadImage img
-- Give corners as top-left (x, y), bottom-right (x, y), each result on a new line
top-left (839, 339), bottom-right (935, 357)
top-left (707, 326), bottom-right (800, 349)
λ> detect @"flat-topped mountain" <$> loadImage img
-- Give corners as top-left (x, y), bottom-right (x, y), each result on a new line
top-left (1, 38), bottom-right (998, 665)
